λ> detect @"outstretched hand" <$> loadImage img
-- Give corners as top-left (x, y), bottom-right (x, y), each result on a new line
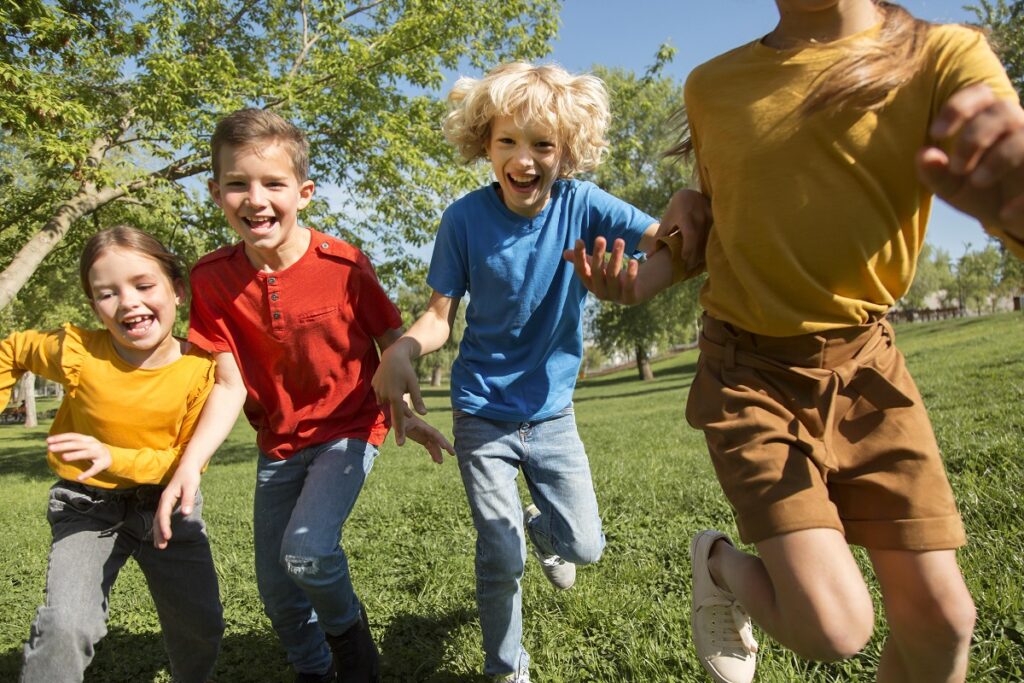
top-left (401, 412), bottom-right (455, 464)
top-left (152, 467), bottom-right (200, 549)
top-left (372, 342), bottom-right (426, 446)
top-left (563, 236), bottom-right (644, 304)
top-left (47, 432), bottom-right (112, 482)
top-left (918, 83), bottom-right (1024, 241)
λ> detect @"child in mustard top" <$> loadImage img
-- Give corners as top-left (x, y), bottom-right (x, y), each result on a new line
top-left (2, 226), bottom-right (223, 683)
top-left (568, 2), bottom-right (1024, 683)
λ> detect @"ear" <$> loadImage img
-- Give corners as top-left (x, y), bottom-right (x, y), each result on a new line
top-left (173, 280), bottom-right (186, 306)
top-left (297, 179), bottom-right (315, 210)
top-left (208, 178), bottom-right (223, 207)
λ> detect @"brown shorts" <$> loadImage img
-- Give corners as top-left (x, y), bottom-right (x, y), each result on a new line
top-left (686, 314), bottom-right (965, 551)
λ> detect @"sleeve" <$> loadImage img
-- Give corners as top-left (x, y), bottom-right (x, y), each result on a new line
top-left (582, 183), bottom-right (659, 256)
top-left (354, 258), bottom-right (403, 338)
top-left (932, 26), bottom-right (1019, 113)
top-left (101, 356), bottom-right (217, 485)
top-left (187, 268), bottom-right (232, 354)
top-left (426, 206), bottom-right (470, 298)
top-left (0, 328), bottom-right (68, 408)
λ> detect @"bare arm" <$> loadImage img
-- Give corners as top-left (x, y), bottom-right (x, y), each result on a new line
top-left (153, 351), bottom-right (246, 548)
top-left (372, 292), bottom-right (459, 444)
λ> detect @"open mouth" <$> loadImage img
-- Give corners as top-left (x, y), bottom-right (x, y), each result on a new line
top-left (121, 314), bottom-right (156, 339)
top-left (244, 216), bottom-right (278, 233)
top-left (508, 174), bottom-right (540, 192)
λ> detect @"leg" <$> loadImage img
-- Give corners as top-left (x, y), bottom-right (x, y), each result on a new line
top-left (253, 452), bottom-right (333, 676)
top-left (711, 528), bottom-right (875, 660)
top-left (21, 483), bottom-right (131, 683)
top-left (279, 439), bottom-right (377, 636)
top-left (453, 413), bottom-right (530, 678)
top-left (136, 490), bottom-right (224, 683)
top-left (869, 548), bottom-right (975, 683)
top-left (521, 407), bottom-right (604, 566)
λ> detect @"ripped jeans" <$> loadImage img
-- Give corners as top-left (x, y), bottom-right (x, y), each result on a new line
top-left (253, 439), bottom-right (377, 676)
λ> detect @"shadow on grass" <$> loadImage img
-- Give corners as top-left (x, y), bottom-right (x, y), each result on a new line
top-left (380, 607), bottom-right (481, 682)
top-left (574, 379), bottom-right (693, 404)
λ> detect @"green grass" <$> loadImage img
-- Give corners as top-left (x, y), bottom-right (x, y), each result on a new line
top-left (1, 313), bottom-right (1022, 681)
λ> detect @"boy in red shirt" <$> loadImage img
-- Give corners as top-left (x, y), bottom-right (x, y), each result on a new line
top-left (154, 109), bottom-right (452, 683)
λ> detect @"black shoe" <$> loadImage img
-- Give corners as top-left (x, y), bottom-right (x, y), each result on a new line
top-left (295, 658), bottom-right (337, 683)
top-left (326, 604), bottom-right (380, 683)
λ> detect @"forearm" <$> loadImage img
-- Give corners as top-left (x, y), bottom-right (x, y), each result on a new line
top-left (392, 309), bottom-right (453, 361)
top-left (174, 380), bottom-right (246, 475)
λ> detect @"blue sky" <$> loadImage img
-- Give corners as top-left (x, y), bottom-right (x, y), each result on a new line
top-left (541, 0), bottom-right (994, 258)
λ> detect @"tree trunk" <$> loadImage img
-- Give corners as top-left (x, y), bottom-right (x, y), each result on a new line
top-left (19, 371), bottom-right (38, 428)
top-left (430, 365), bottom-right (443, 387)
top-left (635, 343), bottom-right (654, 381)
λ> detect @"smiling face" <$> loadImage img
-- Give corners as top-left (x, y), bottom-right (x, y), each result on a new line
top-left (88, 247), bottom-right (184, 368)
top-left (486, 114), bottom-right (565, 218)
top-left (208, 139), bottom-right (315, 271)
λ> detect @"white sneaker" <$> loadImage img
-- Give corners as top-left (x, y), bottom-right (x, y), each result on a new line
top-left (690, 530), bottom-right (758, 683)
top-left (523, 504), bottom-right (576, 590)
top-left (492, 673), bottom-right (530, 683)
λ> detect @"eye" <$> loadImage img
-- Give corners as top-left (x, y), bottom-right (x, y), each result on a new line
top-left (95, 291), bottom-right (114, 301)
top-left (137, 283), bottom-right (155, 291)
top-left (497, 137), bottom-right (515, 145)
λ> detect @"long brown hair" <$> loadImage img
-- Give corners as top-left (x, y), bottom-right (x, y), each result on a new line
top-left (79, 226), bottom-right (184, 300)
top-left (665, 1), bottom-right (935, 160)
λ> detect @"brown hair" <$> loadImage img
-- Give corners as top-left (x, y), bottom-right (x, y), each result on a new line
top-left (210, 108), bottom-right (310, 181)
top-left (665, 1), bottom-right (935, 160)
top-left (79, 226), bottom-right (184, 300)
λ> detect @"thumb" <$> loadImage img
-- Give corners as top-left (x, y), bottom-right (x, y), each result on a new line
top-left (917, 146), bottom-right (966, 200)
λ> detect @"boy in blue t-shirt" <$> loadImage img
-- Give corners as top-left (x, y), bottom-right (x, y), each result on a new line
top-left (372, 62), bottom-right (660, 682)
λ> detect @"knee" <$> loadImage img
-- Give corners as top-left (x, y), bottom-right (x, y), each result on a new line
top-left (477, 538), bottom-right (525, 583)
top-left (281, 551), bottom-right (341, 588)
top-left (790, 600), bottom-right (875, 662)
top-left (888, 588), bottom-right (976, 653)
top-left (561, 534), bottom-right (604, 565)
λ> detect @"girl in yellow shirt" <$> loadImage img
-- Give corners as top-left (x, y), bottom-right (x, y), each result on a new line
top-left (2, 225), bottom-right (223, 683)
top-left (567, 2), bottom-right (1024, 683)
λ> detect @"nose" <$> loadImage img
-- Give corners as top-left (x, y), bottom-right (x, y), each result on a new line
top-left (118, 288), bottom-right (141, 310)
top-left (246, 182), bottom-right (267, 207)
top-left (511, 144), bottom-right (533, 168)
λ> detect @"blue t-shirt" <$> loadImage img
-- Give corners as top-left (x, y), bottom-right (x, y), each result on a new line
top-left (428, 178), bottom-right (656, 421)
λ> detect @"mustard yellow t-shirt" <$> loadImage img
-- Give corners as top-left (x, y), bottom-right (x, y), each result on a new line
top-left (685, 24), bottom-right (1020, 336)
top-left (0, 324), bottom-right (215, 489)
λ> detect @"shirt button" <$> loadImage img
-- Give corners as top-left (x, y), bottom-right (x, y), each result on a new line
top-left (268, 277), bottom-right (277, 285)
top-left (271, 293), bottom-right (280, 302)
top-left (273, 312), bottom-right (281, 320)
top-left (321, 242), bottom-right (329, 249)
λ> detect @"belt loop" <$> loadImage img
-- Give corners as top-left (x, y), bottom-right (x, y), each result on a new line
top-left (724, 338), bottom-right (737, 369)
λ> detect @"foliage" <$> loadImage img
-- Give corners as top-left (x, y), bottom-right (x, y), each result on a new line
top-left (901, 243), bottom-right (955, 310)
top-left (2, 313), bottom-right (1022, 680)
top-left (957, 243), bottom-right (1003, 314)
top-left (967, 0), bottom-right (1024, 96)
top-left (585, 61), bottom-right (702, 379)
top-left (0, 0), bottom-right (560, 316)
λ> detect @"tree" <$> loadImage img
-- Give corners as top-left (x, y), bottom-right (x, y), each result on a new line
top-left (585, 60), bottom-right (703, 381)
top-left (0, 0), bottom-right (559, 314)
top-left (902, 243), bottom-right (955, 310)
top-left (968, 1), bottom-right (1024, 96)
top-left (958, 243), bottom-right (1003, 314)
top-left (393, 275), bottom-right (465, 387)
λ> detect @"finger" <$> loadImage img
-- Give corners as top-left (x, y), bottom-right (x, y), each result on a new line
top-left (408, 384), bottom-right (427, 416)
top-left (391, 400), bottom-right (408, 445)
top-left (968, 127), bottom-right (1024, 188)
top-left (155, 494), bottom-right (177, 548)
top-left (949, 100), bottom-right (1024, 175)
top-left (931, 83), bottom-right (997, 141)
top-left (59, 449), bottom-right (92, 462)
top-left (621, 258), bottom-right (641, 304)
top-left (180, 484), bottom-right (196, 517)
top-left (604, 239), bottom-right (626, 301)
top-left (590, 237), bottom-right (609, 299)
top-left (76, 461), bottom-right (106, 481)
top-left (428, 442), bottom-right (444, 465)
top-left (1000, 194), bottom-right (1024, 239)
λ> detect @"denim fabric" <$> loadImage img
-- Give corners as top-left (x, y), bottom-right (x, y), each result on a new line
top-left (253, 438), bottom-right (377, 676)
top-left (20, 481), bottom-right (223, 683)
top-left (453, 406), bottom-right (605, 676)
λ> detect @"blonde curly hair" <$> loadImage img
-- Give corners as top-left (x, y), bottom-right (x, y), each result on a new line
top-left (443, 62), bottom-right (611, 177)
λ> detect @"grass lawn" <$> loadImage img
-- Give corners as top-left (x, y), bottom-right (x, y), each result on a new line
top-left (1, 313), bottom-right (1022, 682)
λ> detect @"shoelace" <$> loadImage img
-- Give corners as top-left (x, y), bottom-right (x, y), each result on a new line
top-left (697, 595), bottom-right (759, 654)
top-left (540, 554), bottom-right (565, 567)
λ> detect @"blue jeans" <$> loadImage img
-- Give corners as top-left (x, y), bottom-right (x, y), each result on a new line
top-left (253, 438), bottom-right (377, 676)
top-left (21, 481), bottom-right (223, 683)
top-left (453, 406), bottom-right (605, 676)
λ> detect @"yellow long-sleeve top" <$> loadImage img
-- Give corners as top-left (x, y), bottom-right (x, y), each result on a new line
top-left (0, 324), bottom-right (215, 489)
top-left (685, 24), bottom-right (1021, 336)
